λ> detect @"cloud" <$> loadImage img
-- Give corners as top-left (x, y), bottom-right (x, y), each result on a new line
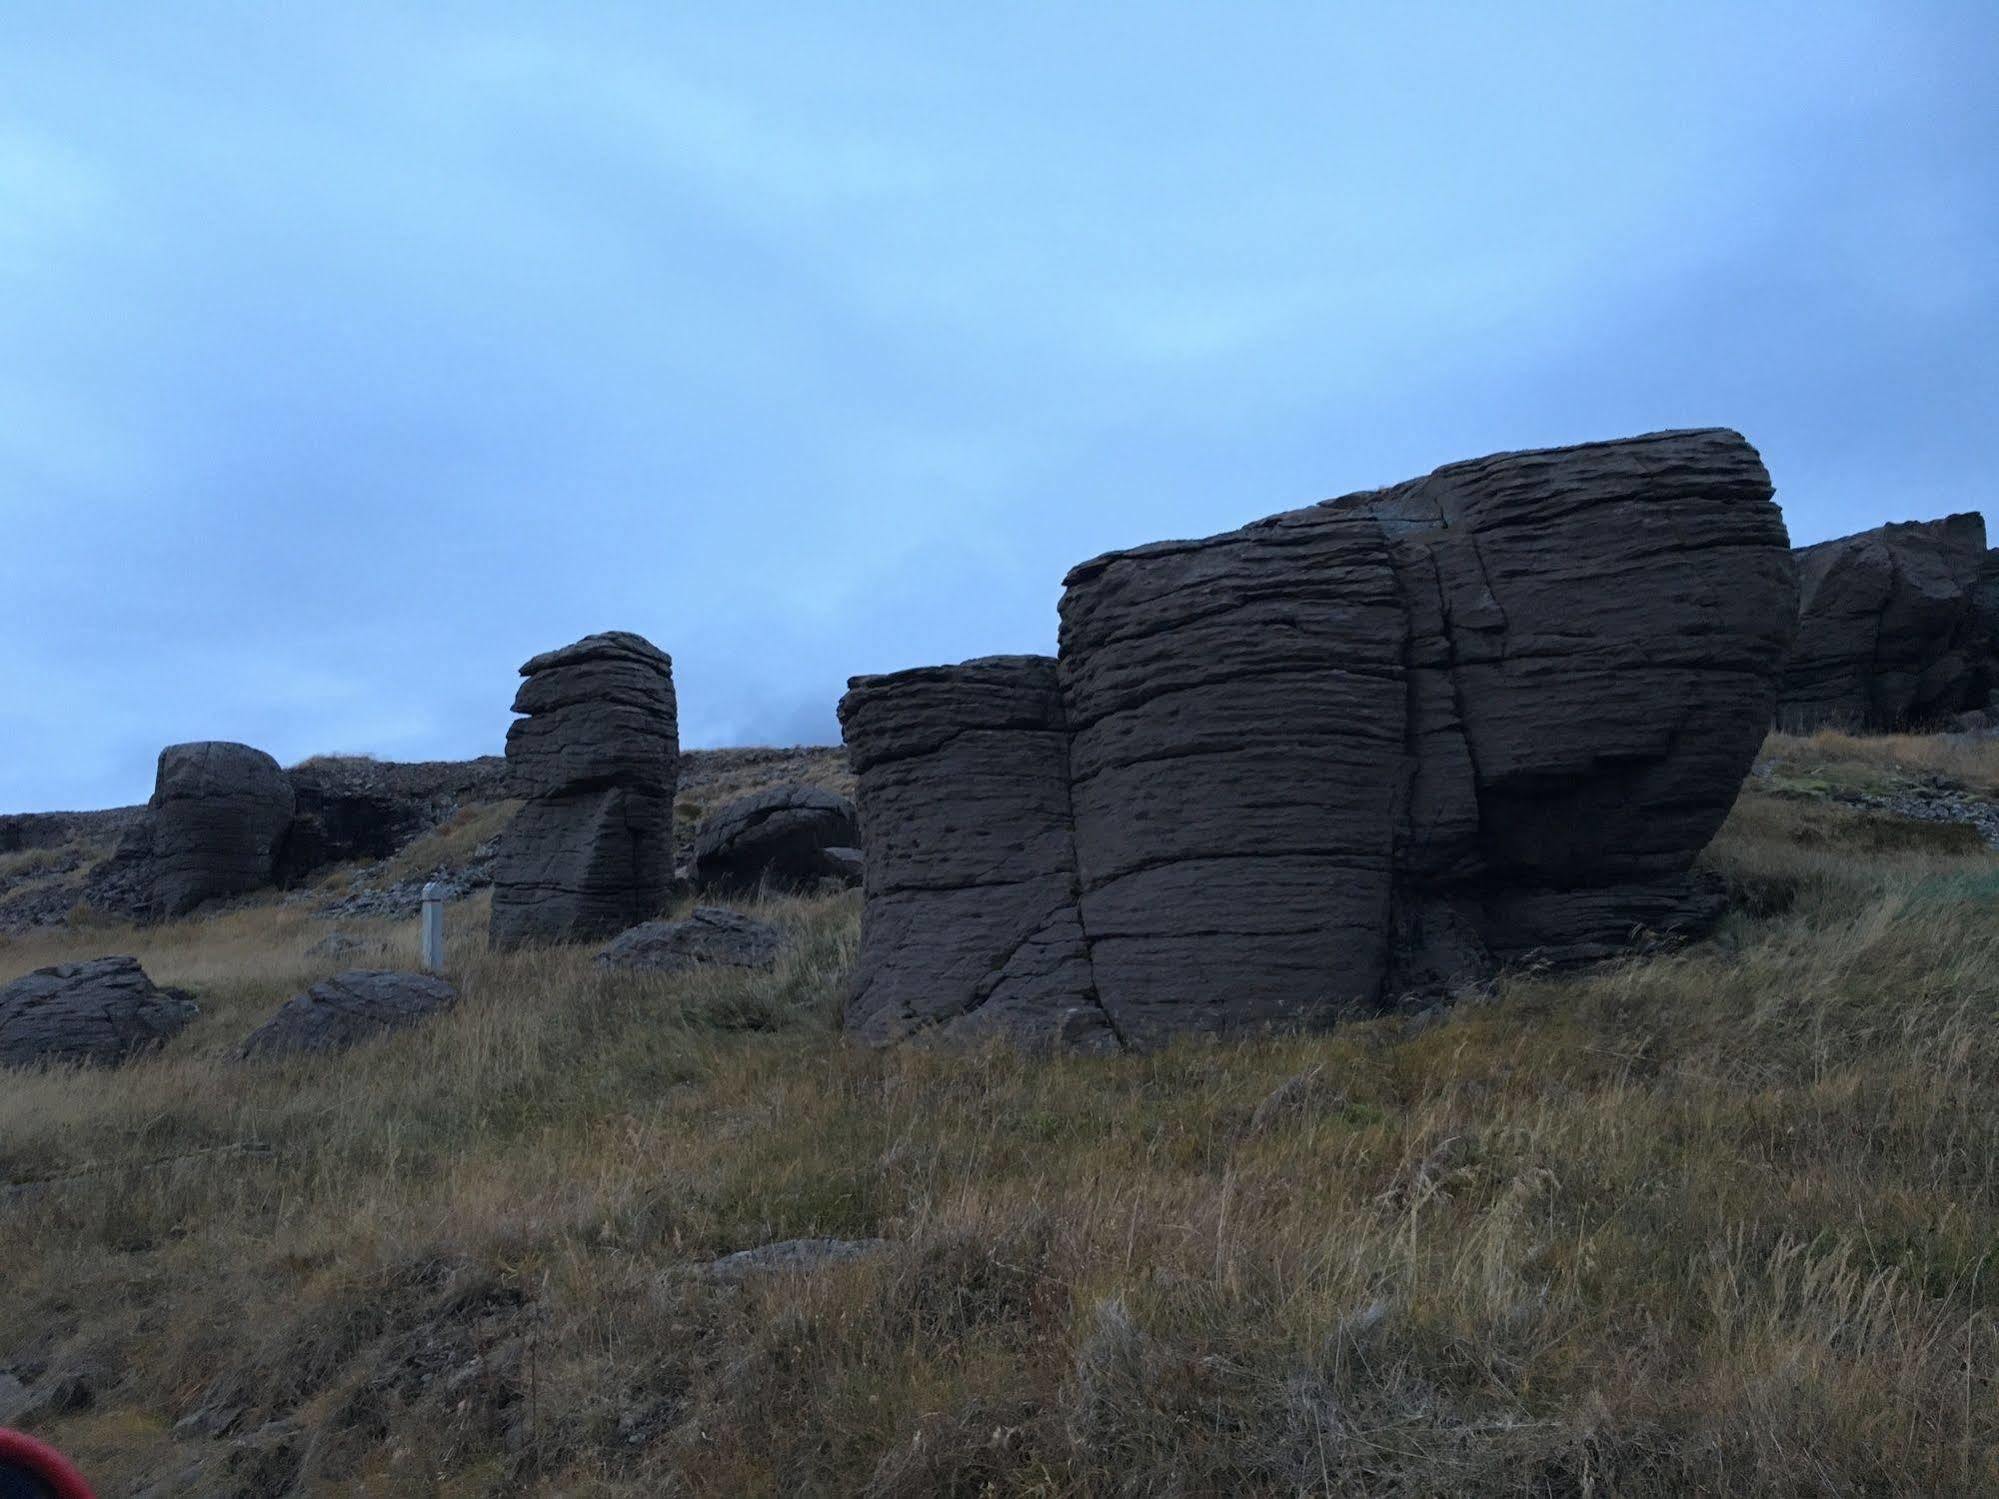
top-left (0, 2), bottom-right (1992, 810)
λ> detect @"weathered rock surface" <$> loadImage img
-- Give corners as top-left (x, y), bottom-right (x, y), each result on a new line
top-left (273, 756), bottom-right (504, 887)
top-left (690, 782), bottom-right (860, 893)
top-left (0, 956), bottom-right (198, 1068)
top-left (594, 906), bottom-right (782, 972)
top-left (1778, 513), bottom-right (1999, 731)
top-left (238, 969), bottom-right (458, 1058)
top-left (842, 429), bottom-right (1798, 1049)
top-left (838, 655), bottom-right (1115, 1050)
top-left (489, 632), bottom-right (679, 949)
top-left (140, 742), bottom-right (296, 918)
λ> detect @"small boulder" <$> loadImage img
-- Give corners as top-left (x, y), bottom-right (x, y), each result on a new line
top-left (702, 1237), bottom-right (889, 1281)
top-left (238, 969), bottom-right (457, 1058)
top-left (691, 783), bottom-right (859, 894)
top-left (594, 907), bottom-right (782, 973)
top-left (0, 956), bottom-right (198, 1069)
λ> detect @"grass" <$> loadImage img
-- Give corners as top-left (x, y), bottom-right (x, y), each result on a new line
top-left (1761, 727), bottom-right (1999, 795)
top-left (1, 738), bottom-right (1996, 1495)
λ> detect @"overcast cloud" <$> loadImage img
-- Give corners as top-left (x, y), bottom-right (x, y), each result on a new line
top-left (2, 3), bottom-right (1993, 810)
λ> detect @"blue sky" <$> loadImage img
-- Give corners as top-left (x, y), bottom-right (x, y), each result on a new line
top-left (2, 3), bottom-right (1993, 811)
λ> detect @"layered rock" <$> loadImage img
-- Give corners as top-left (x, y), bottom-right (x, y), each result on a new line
top-left (1778, 513), bottom-right (1999, 731)
top-left (134, 742), bottom-right (296, 919)
top-left (690, 783), bottom-right (860, 894)
top-left (838, 655), bottom-right (1115, 1050)
top-left (0, 956), bottom-right (198, 1068)
top-left (842, 429), bottom-right (1797, 1049)
top-left (489, 632), bottom-right (678, 949)
top-left (238, 970), bottom-right (457, 1058)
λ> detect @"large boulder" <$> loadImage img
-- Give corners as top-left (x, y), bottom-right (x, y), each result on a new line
top-left (239, 969), bottom-right (458, 1058)
top-left (0, 956), bottom-right (198, 1068)
top-left (489, 632), bottom-right (678, 949)
top-left (690, 783), bottom-right (860, 894)
top-left (142, 742), bottom-right (295, 919)
top-left (1778, 513), bottom-right (1998, 731)
top-left (841, 428), bottom-right (1797, 1050)
top-left (594, 907), bottom-right (782, 973)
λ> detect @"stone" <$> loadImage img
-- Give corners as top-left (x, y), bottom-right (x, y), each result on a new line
top-left (1778, 513), bottom-right (1998, 731)
top-left (690, 782), bottom-right (860, 894)
top-left (237, 969), bottom-right (458, 1058)
top-left (594, 906), bottom-right (782, 972)
top-left (0, 956), bottom-right (198, 1068)
top-left (841, 429), bottom-right (1797, 1049)
top-left (701, 1237), bottom-right (890, 1281)
top-left (141, 742), bottom-right (296, 918)
top-left (488, 632), bottom-right (679, 949)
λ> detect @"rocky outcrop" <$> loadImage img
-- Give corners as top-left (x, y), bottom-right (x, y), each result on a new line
top-left (690, 783), bottom-right (860, 894)
top-left (1778, 513), bottom-right (1999, 731)
top-left (489, 632), bottom-right (678, 949)
top-left (0, 956), bottom-right (198, 1068)
top-left (0, 806), bottom-right (146, 855)
top-left (842, 429), bottom-right (1797, 1050)
top-left (273, 755), bottom-right (508, 886)
top-left (594, 906), bottom-right (782, 973)
top-left (238, 970), bottom-right (458, 1058)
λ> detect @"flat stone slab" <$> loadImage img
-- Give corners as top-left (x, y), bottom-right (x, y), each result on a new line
top-left (594, 907), bottom-right (782, 973)
top-left (238, 969), bottom-right (457, 1058)
top-left (0, 955), bottom-right (198, 1069)
top-left (702, 1237), bottom-right (890, 1281)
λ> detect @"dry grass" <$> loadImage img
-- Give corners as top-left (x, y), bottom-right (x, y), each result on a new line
top-left (1762, 727), bottom-right (1999, 794)
top-left (2, 741), bottom-right (1997, 1495)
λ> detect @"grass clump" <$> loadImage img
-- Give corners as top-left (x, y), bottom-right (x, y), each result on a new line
top-left (0, 740), bottom-right (1996, 1495)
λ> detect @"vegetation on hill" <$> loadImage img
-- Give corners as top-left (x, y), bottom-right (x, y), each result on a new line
top-left (1, 735), bottom-right (1996, 1495)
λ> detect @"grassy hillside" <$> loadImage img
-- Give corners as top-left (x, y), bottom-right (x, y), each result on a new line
top-left (2, 734), bottom-right (1996, 1495)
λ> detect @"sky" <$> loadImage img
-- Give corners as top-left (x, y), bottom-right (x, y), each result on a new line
top-left (1, 3), bottom-right (1994, 812)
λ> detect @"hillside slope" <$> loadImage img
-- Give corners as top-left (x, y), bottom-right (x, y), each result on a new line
top-left (1, 734), bottom-right (1995, 1496)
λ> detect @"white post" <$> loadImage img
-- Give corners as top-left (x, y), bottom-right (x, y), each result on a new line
top-left (420, 881), bottom-right (446, 973)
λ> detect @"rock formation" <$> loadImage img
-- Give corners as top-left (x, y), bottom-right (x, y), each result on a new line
top-left (841, 428), bottom-right (1798, 1050)
top-left (238, 970), bottom-right (458, 1058)
top-left (1778, 513), bottom-right (1999, 731)
top-left (595, 906), bottom-right (781, 973)
top-left (273, 755), bottom-right (509, 887)
top-left (95, 742), bottom-right (297, 920)
top-left (489, 632), bottom-right (678, 949)
top-left (691, 783), bottom-right (860, 894)
top-left (0, 956), bottom-right (198, 1068)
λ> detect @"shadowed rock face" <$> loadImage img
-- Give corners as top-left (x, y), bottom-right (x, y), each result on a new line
top-left (147, 742), bottom-right (296, 919)
top-left (1778, 514), bottom-right (1998, 731)
top-left (842, 429), bottom-right (1797, 1050)
top-left (0, 956), bottom-right (198, 1069)
top-left (489, 632), bottom-right (678, 949)
top-left (691, 783), bottom-right (859, 894)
